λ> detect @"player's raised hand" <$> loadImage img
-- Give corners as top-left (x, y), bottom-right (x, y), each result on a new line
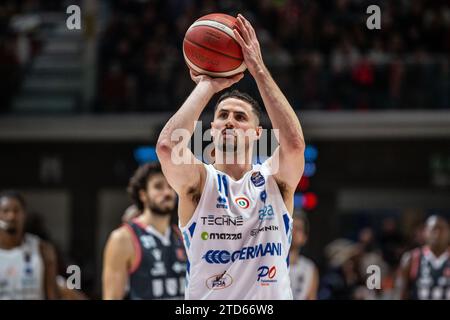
top-left (233, 14), bottom-right (266, 77)
top-left (189, 69), bottom-right (244, 93)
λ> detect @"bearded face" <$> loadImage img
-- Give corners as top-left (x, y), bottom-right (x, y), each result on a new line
top-left (211, 98), bottom-right (261, 159)
top-left (140, 174), bottom-right (177, 216)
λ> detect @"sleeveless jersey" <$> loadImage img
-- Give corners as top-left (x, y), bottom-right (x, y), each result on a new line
top-left (289, 255), bottom-right (316, 300)
top-left (125, 221), bottom-right (187, 299)
top-left (0, 233), bottom-right (45, 300)
top-left (409, 246), bottom-right (450, 300)
top-left (180, 162), bottom-right (293, 300)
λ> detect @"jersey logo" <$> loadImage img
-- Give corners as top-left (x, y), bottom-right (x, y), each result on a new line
top-left (172, 261), bottom-right (186, 274)
top-left (150, 261), bottom-right (167, 277)
top-left (216, 196), bottom-right (228, 209)
top-left (201, 232), bottom-right (242, 241)
top-left (258, 204), bottom-right (275, 221)
top-left (260, 190), bottom-right (267, 203)
top-left (140, 235), bottom-right (157, 249)
top-left (200, 215), bottom-right (244, 226)
top-left (202, 242), bottom-right (282, 264)
top-left (257, 265), bottom-right (277, 286)
top-left (250, 225), bottom-right (279, 237)
top-left (206, 272), bottom-right (233, 290)
top-left (235, 196), bottom-right (250, 209)
top-left (251, 172), bottom-right (265, 187)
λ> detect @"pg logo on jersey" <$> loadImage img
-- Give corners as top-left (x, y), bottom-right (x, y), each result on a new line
top-left (251, 172), bottom-right (265, 187)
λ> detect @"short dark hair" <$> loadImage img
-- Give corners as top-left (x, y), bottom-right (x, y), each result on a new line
top-left (127, 163), bottom-right (163, 211)
top-left (214, 90), bottom-right (263, 124)
top-left (0, 190), bottom-right (26, 210)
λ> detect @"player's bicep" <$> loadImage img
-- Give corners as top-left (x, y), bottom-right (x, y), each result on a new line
top-left (102, 230), bottom-right (132, 299)
top-left (156, 143), bottom-right (205, 194)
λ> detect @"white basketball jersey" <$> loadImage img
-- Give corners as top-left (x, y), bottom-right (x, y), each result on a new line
top-left (0, 234), bottom-right (45, 300)
top-left (180, 162), bottom-right (293, 300)
top-left (290, 255), bottom-right (316, 300)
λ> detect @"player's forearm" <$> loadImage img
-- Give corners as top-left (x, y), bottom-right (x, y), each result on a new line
top-left (157, 82), bottom-right (214, 150)
top-left (254, 67), bottom-right (305, 150)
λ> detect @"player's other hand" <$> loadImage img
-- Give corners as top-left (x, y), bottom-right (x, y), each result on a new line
top-left (233, 14), bottom-right (266, 77)
top-left (189, 69), bottom-right (244, 93)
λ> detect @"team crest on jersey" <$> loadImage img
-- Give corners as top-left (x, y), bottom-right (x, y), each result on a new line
top-left (206, 273), bottom-right (233, 290)
top-left (235, 196), bottom-right (250, 209)
top-left (251, 172), bottom-right (265, 187)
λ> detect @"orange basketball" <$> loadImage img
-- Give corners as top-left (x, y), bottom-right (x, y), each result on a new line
top-left (183, 13), bottom-right (246, 77)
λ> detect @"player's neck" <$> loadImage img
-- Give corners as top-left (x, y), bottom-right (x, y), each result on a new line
top-left (0, 232), bottom-right (23, 250)
top-left (137, 210), bottom-right (171, 235)
top-left (213, 162), bottom-right (253, 181)
top-left (213, 147), bottom-right (254, 181)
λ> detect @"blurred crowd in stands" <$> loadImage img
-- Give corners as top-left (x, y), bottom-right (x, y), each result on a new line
top-left (0, 0), bottom-right (448, 113)
top-left (97, 0), bottom-right (449, 112)
top-left (0, 1), bottom-right (56, 112)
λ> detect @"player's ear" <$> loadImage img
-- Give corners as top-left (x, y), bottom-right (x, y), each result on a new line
top-left (138, 189), bottom-right (147, 206)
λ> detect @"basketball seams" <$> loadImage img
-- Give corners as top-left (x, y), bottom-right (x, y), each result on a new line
top-left (183, 45), bottom-right (246, 77)
top-left (196, 14), bottom-right (236, 29)
top-left (184, 37), bottom-right (243, 62)
top-left (187, 20), bottom-right (241, 52)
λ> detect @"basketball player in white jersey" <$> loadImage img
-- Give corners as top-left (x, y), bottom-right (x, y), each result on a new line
top-left (289, 211), bottom-right (319, 300)
top-left (0, 190), bottom-right (59, 299)
top-left (157, 14), bottom-right (305, 299)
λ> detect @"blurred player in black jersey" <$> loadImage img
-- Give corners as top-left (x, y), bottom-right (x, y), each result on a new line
top-left (396, 215), bottom-right (449, 300)
top-left (102, 163), bottom-right (186, 299)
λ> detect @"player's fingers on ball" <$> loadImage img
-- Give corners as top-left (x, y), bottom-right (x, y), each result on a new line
top-left (248, 22), bottom-right (257, 40)
top-left (233, 29), bottom-right (249, 49)
top-left (236, 16), bottom-right (251, 42)
top-left (239, 14), bottom-right (254, 33)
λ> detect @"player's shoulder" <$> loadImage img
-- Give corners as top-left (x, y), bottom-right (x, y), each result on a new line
top-left (108, 224), bottom-right (134, 247)
top-left (400, 247), bottom-right (422, 268)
